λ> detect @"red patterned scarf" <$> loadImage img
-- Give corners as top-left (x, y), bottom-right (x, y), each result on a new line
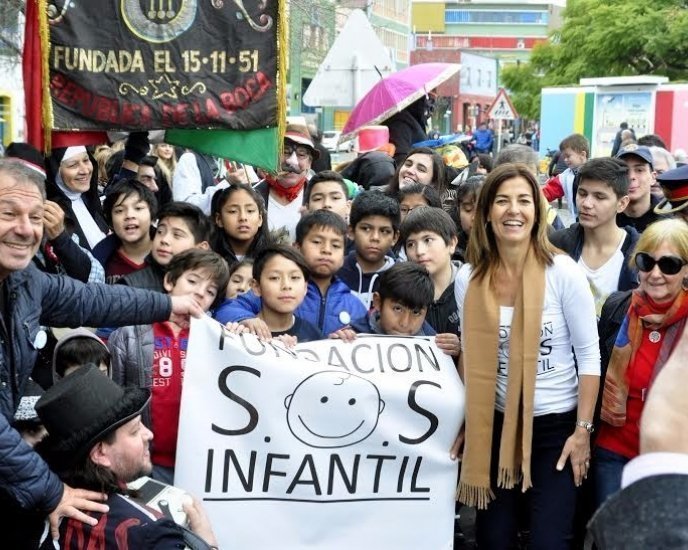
top-left (601, 289), bottom-right (688, 426)
top-left (265, 174), bottom-right (306, 203)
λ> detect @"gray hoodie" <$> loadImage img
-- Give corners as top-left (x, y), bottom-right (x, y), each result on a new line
top-left (51, 327), bottom-right (110, 382)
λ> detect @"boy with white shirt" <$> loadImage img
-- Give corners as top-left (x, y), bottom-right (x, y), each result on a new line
top-left (550, 157), bottom-right (640, 316)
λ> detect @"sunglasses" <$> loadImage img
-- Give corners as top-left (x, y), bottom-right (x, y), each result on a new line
top-left (635, 252), bottom-right (687, 275)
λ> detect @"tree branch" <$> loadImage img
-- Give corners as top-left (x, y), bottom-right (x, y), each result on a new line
top-left (0, 34), bottom-right (21, 56)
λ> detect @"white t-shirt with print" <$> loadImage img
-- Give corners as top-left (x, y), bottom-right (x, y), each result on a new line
top-left (577, 237), bottom-right (625, 318)
top-left (454, 254), bottom-right (600, 416)
top-left (267, 188), bottom-right (304, 242)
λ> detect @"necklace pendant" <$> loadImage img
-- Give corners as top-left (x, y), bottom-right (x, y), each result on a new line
top-left (649, 330), bottom-right (661, 343)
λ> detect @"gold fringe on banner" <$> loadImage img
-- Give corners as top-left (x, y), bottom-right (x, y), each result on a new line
top-left (276, 0), bottom-right (288, 162)
top-left (38, 0), bottom-right (52, 153)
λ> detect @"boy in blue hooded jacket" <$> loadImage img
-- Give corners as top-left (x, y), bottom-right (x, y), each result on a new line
top-left (214, 210), bottom-right (366, 337)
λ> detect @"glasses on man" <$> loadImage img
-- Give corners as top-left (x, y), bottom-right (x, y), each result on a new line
top-left (283, 144), bottom-right (312, 161)
top-left (635, 252), bottom-right (687, 275)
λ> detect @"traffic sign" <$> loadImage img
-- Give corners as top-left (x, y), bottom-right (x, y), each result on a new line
top-left (487, 88), bottom-right (518, 120)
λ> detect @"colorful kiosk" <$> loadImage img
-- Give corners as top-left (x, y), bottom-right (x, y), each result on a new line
top-left (539, 76), bottom-right (688, 157)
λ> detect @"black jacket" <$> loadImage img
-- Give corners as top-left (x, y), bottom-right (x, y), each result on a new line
top-left (40, 492), bottom-right (207, 550)
top-left (616, 194), bottom-right (662, 234)
top-left (586, 474), bottom-right (688, 549)
top-left (598, 290), bottom-right (632, 379)
top-left (34, 231), bottom-right (98, 283)
top-left (311, 144), bottom-right (331, 172)
top-left (384, 104), bottom-right (428, 166)
top-left (426, 277), bottom-right (461, 335)
top-left (550, 224), bottom-right (640, 292)
top-left (0, 264), bottom-right (172, 513)
top-left (119, 259), bottom-right (166, 293)
top-left (340, 151), bottom-right (396, 190)
top-left (92, 233), bottom-right (121, 269)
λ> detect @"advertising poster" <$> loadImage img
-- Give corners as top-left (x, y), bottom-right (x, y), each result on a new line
top-left (594, 91), bottom-right (652, 156)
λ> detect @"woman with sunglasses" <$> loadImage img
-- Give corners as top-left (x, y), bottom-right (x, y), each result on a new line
top-left (594, 218), bottom-right (688, 508)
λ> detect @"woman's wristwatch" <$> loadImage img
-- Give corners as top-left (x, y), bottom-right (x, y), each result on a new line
top-left (576, 419), bottom-right (594, 433)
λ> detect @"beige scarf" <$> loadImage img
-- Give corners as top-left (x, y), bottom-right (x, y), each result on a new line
top-left (457, 248), bottom-right (546, 509)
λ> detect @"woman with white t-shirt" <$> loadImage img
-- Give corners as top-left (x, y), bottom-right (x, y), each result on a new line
top-left (452, 163), bottom-right (600, 550)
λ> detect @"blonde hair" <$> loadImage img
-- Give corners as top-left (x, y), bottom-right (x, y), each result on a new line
top-left (467, 163), bottom-right (557, 281)
top-left (153, 143), bottom-right (177, 177)
top-left (630, 218), bottom-right (688, 267)
top-left (92, 145), bottom-right (112, 184)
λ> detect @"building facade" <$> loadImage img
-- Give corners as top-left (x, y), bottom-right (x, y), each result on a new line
top-left (411, 0), bottom-right (564, 65)
top-left (286, 0), bottom-right (337, 121)
top-left (0, 2), bottom-right (24, 147)
top-left (409, 0), bottom-right (565, 130)
top-left (294, 0), bottom-right (412, 128)
top-left (411, 48), bottom-right (497, 133)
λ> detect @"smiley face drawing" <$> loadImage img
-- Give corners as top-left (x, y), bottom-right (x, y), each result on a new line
top-left (284, 371), bottom-right (385, 448)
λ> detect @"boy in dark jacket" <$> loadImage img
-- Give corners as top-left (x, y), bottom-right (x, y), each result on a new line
top-left (304, 170), bottom-right (351, 222)
top-left (247, 245), bottom-right (322, 343)
top-left (215, 210), bottom-right (366, 335)
top-left (550, 157), bottom-right (639, 317)
top-left (399, 205), bottom-right (461, 334)
top-left (119, 201), bottom-right (212, 292)
top-left (331, 263), bottom-right (461, 357)
top-left (94, 178), bottom-right (157, 284)
top-left (338, 191), bottom-right (398, 309)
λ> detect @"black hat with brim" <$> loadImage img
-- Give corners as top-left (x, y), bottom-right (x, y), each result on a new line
top-left (35, 365), bottom-right (150, 473)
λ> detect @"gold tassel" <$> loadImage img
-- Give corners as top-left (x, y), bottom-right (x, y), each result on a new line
top-left (275, 0), bottom-right (288, 168)
top-left (37, 0), bottom-right (52, 153)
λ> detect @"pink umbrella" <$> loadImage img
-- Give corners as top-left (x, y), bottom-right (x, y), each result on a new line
top-left (340, 63), bottom-right (461, 144)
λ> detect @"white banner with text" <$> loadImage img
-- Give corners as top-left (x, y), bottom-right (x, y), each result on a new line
top-left (176, 316), bottom-right (465, 549)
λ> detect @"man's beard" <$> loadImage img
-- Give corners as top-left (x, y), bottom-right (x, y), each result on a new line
top-left (117, 455), bottom-right (153, 483)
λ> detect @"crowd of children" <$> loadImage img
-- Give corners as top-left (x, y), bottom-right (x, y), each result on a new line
top-left (4, 123), bottom-right (688, 549)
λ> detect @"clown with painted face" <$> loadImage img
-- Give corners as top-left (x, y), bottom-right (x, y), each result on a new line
top-left (253, 119), bottom-right (320, 242)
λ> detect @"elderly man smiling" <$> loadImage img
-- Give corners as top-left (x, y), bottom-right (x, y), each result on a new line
top-left (0, 159), bottom-right (203, 543)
